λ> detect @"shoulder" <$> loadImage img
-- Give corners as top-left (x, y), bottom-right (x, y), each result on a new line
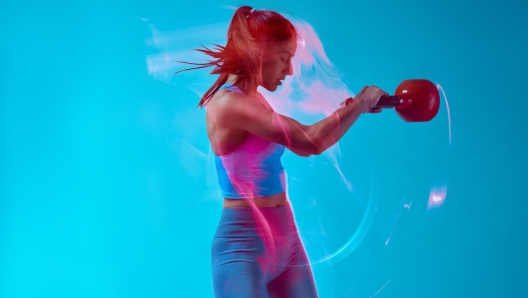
top-left (210, 89), bottom-right (268, 117)
top-left (208, 89), bottom-right (274, 132)
top-left (210, 88), bottom-right (247, 108)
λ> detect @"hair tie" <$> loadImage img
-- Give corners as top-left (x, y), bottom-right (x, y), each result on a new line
top-left (246, 8), bottom-right (256, 18)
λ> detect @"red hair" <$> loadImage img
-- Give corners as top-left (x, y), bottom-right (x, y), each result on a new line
top-left (175, 6), bottom-right (298, 108)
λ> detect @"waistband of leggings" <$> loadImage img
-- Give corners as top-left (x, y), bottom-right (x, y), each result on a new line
top-left (218, 203), bottom-right (296, 229)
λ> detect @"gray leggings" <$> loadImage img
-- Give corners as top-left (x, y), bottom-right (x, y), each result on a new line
top-left (211, 203), bottom-right (318, 298)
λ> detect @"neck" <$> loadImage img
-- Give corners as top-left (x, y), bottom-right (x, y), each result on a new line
top-left (227, 74), bottom-right (259, 97)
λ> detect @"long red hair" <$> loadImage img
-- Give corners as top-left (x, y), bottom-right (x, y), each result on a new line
top-left (175, 6), bottom-right (298, 108)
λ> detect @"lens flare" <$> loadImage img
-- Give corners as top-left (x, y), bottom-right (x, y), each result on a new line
top-left (428, 186), bottom-right (447, 210)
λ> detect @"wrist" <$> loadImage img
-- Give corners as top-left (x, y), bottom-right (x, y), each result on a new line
top-left (340, 97), bottom-right (369, 114)
top-left (340, 97), bottom-right (352, 108)
top-left (348, 98), bottom-right (370, 112)
top-left (340, 97), bottom-right (356, 108)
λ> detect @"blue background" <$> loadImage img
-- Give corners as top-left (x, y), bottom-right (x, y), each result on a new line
top-left (1, 0), bottom-right (526, 297)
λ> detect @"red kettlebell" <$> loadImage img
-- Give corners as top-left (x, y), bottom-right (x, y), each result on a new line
top-left (374, 79), bottom-right (440, 122)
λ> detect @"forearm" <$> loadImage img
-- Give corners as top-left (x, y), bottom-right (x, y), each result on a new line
top-left (308, 99), bottom-right (369, 154)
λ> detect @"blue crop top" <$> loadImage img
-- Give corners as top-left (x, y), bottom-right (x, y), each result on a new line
top-left (213, 84), bottom-right (286, 199)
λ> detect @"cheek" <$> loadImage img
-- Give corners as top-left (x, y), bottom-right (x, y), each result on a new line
top-left (271, 61), bottom-right (284, 74)
top-left (262, 60), bottom-right (280, 75)
top-left (260, 61), bottom-right (270, 74)
top-left (262, 57), bottom-right (284, 83)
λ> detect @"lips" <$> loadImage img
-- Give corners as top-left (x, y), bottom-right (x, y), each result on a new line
top-left (277, 80), bottom-right (282, 86)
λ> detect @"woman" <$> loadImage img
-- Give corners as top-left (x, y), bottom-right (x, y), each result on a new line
top-left (177, 6), bottom-right (387, 298)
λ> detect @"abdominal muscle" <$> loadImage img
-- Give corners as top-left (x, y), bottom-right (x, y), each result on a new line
top-left (223, 191), bottom-right (289, 208)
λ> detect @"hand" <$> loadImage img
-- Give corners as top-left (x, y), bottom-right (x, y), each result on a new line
top-left (340, 86), bottom-right (368, 107)
top-left (356, 85), bottom-right (389, 113)
top-left (340, 86), bottom-right (387, 113)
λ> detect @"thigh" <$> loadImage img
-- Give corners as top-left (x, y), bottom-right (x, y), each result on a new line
top-left (266, 246), bottom-right (318, 298)
top-left (212, 230), bottom-right (269, 297)
top-left (213, 266), bottom-right (267, 298)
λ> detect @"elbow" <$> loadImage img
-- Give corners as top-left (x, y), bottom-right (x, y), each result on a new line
top-left (312, 147), bottom-right (323, 156)
top-left (293, 124), bottom-right (324, 155)
top-left (306, 142), bottom-right (322, 155)
top-left (304, 129), bottom-right (324, 155)
top-left (294, 148), bottom-right (312, 157)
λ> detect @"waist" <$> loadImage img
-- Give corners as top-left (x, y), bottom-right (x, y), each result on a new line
top-left (216, 167), bottom-right (286, 199)
top-left (223, 191), bottom-right (288, 208)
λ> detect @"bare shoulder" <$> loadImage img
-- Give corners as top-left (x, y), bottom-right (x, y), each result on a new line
top-left (208, 89), bottom-right (269, 128)
top-left (209, 88), bottom-right (252, 110)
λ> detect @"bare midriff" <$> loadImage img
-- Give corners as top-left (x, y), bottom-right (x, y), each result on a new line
top-left (223, 191), bottom-right (289, 208)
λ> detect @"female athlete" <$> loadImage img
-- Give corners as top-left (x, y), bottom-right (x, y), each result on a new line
top-left (177, 5), bottom-right (388, 298)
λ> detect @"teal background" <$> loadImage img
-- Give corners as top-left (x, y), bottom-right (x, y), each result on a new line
top-left (1, 0), bottom-right (526, 297)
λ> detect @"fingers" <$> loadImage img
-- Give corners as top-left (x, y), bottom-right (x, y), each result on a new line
top-left (369, 85), bottom-right (388, 95)
top-left (367, 108), bottom-right (382, 113)
top-left (357, 85), bottom-right (389, 112)
top-left (359, 85), bottom-right (387, 113)
top-left (357, 86), bottom-right (368, 97)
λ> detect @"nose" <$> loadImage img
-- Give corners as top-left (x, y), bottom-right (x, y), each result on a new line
top-left (284, 60), bottom-right (293, 76)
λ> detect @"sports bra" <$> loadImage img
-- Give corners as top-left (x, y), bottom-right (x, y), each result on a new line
top-left (212, 84), bottom-right (286, 199)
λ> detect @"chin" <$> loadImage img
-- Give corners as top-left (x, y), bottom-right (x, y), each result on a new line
top-left (266, 86), bottom-right (278, 92)
top-left (261, 82), bottom-right (279, 92)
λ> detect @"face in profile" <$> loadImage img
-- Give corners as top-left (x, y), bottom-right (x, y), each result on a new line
top-left (260, 39), bottom-right (297, 92)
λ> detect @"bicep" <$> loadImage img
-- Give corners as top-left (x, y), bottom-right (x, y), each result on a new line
top-left (219, 93), bottom-right (317, 154)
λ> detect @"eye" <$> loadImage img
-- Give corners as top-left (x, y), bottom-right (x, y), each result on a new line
top-left (281, 58), bottom-right (287, 62)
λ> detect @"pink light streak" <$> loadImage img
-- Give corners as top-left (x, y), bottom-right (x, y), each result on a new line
top-left (437, 83), bottom-right (452, 146)
top-left (427, 186), bottom-right (446, 209)
top-left (260, 19), bottom-right (357, 191)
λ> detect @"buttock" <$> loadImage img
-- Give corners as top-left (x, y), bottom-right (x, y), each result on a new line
top-left (212, 203), bottom-right (307, 279)
top-left (211, 203), bottom-right (317, 297)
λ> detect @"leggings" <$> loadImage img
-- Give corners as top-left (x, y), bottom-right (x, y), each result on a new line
top-left (211, 203), bottom-right (318, 298)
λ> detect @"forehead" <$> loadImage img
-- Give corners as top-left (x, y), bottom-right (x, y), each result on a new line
top-left (270, 39), bottom-right (297, 56)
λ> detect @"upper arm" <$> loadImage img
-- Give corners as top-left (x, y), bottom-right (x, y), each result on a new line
top-left (215, 92), bottom-right (319, 154)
